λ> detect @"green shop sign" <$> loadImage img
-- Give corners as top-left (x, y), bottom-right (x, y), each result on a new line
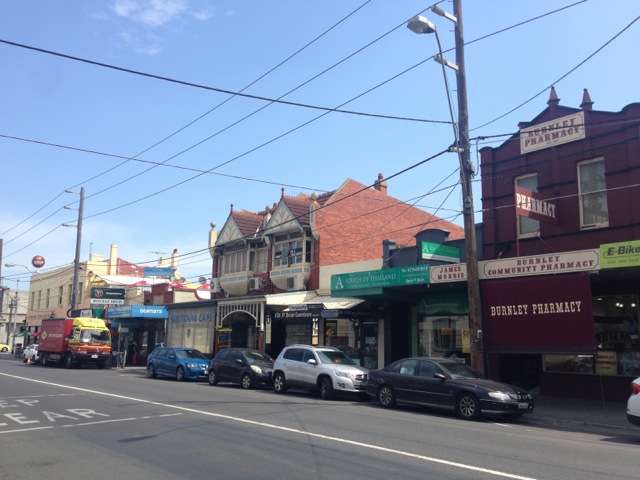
top-left (601, 240), bottom-right (640, 269)
top-left (421, 242), bottom-right (460, 263)
top-left (331, 265), bottom-right (430, 292)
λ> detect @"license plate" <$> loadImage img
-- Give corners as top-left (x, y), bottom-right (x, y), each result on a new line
top-left (518, 402), bottom-right (528, 409)
top-left (91, 354), bottom-right (98, 359)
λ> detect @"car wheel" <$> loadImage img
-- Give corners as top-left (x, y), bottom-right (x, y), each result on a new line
top-left (319, 377), bottom-right (334, 400)
top-left (273, 372), bottom-right (287, 394)
top-left (41, 353), bottom-right (48, 367)
top-left (147, 364), bottom-right (157, 378)
top-left (241, 373), bottom-right (253, 389)
top-left (457, 393), bottom-right (480, 420)
top-left (377, 385), bottom-right (396, 408)
top-left (1, 347), bottom-right (7, 352)
top-left (176, 366), bottom-right (185, 382)
top-left (208, 369), bottom-right (218, 385)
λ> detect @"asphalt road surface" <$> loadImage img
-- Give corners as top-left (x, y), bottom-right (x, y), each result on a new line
top-left (0, 358), bottom-right (638, 480)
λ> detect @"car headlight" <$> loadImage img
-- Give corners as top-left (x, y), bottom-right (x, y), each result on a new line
top-left (488, 392), bottom-right (512, 401)
top-left (334, 370), bottom-right (352, 379)
top-left (187, 363), bottom-right (200, 369)
top-left (250, 365), bottom-right (263, 374)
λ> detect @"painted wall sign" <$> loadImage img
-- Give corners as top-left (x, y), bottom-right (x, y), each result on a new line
top-left (520, 111), bottom-right (585, 153)
top-left (600, 240), bottom-right (640, 269)
top-left (479, 250), bottom-right (599, 279)
top-left (515, 186), bottom-right (558, 224)
top-left (420, 242), bottom-right (461, 263)
top-left (482, 274), bottom-right (595, 353)
top-left (90, 287), bottom-right (125, 305)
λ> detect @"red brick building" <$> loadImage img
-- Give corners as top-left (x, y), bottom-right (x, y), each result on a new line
top-left (480, 88), bottom-right (640, 400)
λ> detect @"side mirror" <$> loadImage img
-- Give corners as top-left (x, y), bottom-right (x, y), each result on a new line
top-left (434, 372), bottom-right (447, 381)
top-left (307, 359), bottom-right (317, 366)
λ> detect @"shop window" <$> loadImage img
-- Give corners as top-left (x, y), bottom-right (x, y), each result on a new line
top-left (418, 315), bottom-right (469, 359)
top-left (544, 294), bottom-right (639, 376)
top-left (578, 158), bottom-right (608, 229)
top-left (516, 173), bottom-right (539, 238)
top-left (221, 244), bottom-right (247, 275)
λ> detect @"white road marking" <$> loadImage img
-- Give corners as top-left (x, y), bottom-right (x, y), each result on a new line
top-left (0, 372), bottom-right (537, 480)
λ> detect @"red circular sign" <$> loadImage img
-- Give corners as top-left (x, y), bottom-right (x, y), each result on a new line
top-left (32, 255), bottom-right (46, 268)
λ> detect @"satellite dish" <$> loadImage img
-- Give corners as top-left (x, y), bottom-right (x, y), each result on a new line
top-left (198, 276), bottom-right (207, 285)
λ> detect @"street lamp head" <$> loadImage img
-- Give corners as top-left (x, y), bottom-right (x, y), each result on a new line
top-left (407, 15), bottom-right (436, 35)
top-left (430, 5), bottom-right (458, 23)
top-left (4, 263), bottom-right (16, 268)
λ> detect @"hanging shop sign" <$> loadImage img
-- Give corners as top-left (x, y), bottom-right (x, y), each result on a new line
top-left (515, 186), bottom-right (558, 224)
top-left (520, 111), bottom-right (585, 154)
top-left (600, 240), bottom-right (640, 269)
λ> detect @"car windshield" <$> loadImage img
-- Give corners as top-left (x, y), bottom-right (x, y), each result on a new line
top-left (439, 362), bottom-right (483, 379)
top-left (316, 350), bottom-right (357, 366)
top-left (243, 350), bottom-right (273, 363)
top-left (176, 349), bottom-right (207, 360)
top-left (80, 329), bottom-right (111, 344)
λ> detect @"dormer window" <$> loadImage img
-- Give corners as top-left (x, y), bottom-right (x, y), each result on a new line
top-left (221, 243), bottom-right (247, 274)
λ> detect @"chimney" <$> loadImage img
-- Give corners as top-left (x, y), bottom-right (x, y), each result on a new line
top-left (374, 173), bottom-right (388, 195)
top-left (580, 88), bottom-right (594, 111)
top-left (171, 248), bottom-right (178, 271)
top-left (108, 244), bottom-right (118, 275)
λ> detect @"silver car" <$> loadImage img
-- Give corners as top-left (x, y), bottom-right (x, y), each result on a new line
top-left (272, 345), bottom-right (369, 400)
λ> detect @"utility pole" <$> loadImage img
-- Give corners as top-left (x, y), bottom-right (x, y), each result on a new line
top-left (9, 279), bottom-right (19, 352)
top-left (65, 187), bottom-right (84, 312)
top-left (452, 0), bottom-right (484, 373)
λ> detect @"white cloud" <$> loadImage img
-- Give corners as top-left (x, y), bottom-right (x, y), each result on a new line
top-left (112, 0), bottom-right (194, 27)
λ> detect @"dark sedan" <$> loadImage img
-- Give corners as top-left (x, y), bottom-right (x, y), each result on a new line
top-left (208, 348), bottom-right (274, 389)
top-left (366, 357), bottom-right (534, 421)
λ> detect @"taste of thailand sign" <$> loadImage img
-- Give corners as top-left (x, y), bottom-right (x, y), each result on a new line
top-left (520, 112), bottom-right (585, 154)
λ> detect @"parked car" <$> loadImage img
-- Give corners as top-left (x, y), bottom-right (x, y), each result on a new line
top-left (23, 344), bottom-right (39, 363)
top-left (146, 347), bottom-right (209, 382)
top-left (626, 377), bottom-right (640, 426)
top-left (272, 345), bottom-right (369, 400)
top-left (208, 348), bottom-right (274, 389)
top-left (366, 357), bottom-right (534, 421)
top-left (0, 343), bottom-right (10, 353)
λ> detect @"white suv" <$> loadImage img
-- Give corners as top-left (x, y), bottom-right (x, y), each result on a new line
top-left (272, 345), bottom-right (369, 400)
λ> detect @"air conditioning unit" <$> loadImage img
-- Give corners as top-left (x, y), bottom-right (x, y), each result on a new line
top-left (286, 274), bottom-right (305, 291)
top-left (210, 278), bottom-right (221, 293)
top-left (248, 278), bottom-right (264, 291)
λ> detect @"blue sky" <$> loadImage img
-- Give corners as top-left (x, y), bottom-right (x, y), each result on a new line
top-left (1, 0), bottom-right (639, 289)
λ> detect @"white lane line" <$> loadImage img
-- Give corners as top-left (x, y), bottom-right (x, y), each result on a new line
top-left (0, 372), bottom-right (538, 480)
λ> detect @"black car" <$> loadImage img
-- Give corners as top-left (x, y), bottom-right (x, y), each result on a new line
top-left (366, 357), bottom-right (534, 421)
top-left (208, 348), bottom-right (274, 389)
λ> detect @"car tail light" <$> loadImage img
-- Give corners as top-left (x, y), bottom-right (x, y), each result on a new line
top-left (631, 382), bottom-right (640, 396)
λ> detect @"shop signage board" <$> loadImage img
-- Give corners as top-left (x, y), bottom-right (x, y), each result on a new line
top-left (331, 265), bottom-right (430, 291)
top-left (90, 287), bottom-right (125, 305)
top-left (479, 249), bottom-right (599, 279)
top-left (520, 111), bottom-right (585, 153)
top-left (420, 242), bottom-right (460, 263)
top-left (143, 267), bottom-right (173, 277)
top-left (430, 263), bottom-right (467, 283)
top-left (600, 240), bottom-right (640, 269)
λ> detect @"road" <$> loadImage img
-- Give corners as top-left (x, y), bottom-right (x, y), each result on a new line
top-left (0, 357), bottom-right (638, 480)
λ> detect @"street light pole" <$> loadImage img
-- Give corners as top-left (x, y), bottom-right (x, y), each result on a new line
top-left (9, 279), bottom-right (19, 352)
top-left (408, 0), bottom-right (485, 373)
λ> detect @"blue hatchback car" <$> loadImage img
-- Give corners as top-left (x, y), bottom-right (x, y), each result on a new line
top-left (146, 347), bottom-right (209, 382)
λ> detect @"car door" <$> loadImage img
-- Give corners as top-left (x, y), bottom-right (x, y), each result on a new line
top-left (297, 349), bottom-right (319, 388)
top-left (388, 359), bottom-right (419, 404)
top-left (281, 348), bottom-right (304, 385)
top-left (213, 349), bottom-right (230, 381)
top-left (414, 360), bottom-right (454, 407)
top-left (226, 350), bottom-right (245, 384)
top-left (154, 348), bottom-right (169, 376)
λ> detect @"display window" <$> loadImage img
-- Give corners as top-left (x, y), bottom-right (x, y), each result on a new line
top-left (418, 315), bottom-right (469, 362)
top-left (543, 294), bottom-right (639, 376)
